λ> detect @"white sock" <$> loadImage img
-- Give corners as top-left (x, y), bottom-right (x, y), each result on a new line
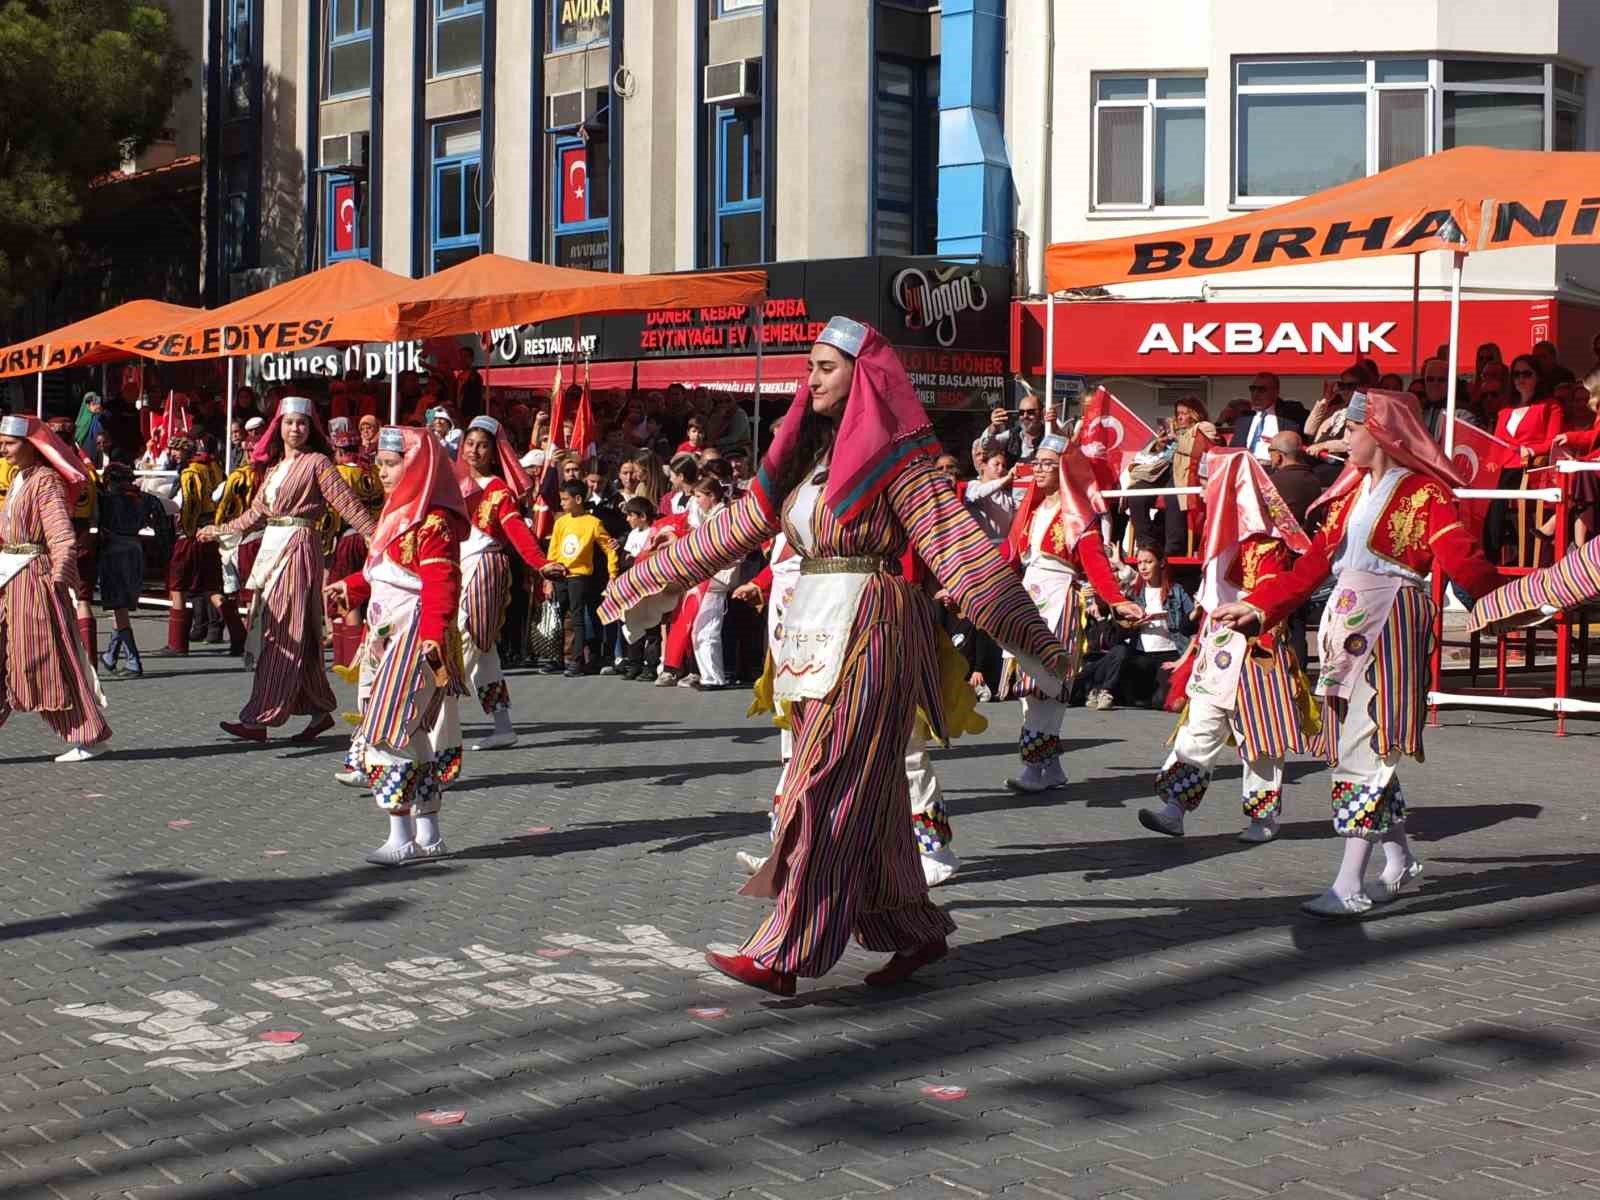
top-left (415, 814), bottom-right (441, 847)
top-left (491, 708), bottom-right (514, 736)
top-left (1332, 837), bottom-right (1374, 899)
top-left (1380, 827), bottom-right (1413, 882)
top-left (383, 815), bottom-right (414, 849)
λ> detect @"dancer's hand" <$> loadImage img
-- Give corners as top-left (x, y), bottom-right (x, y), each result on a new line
top-left (1112, 600), bottom-right (1143, 624)
top-left (195, 526), bottom-right (219, 543)
top-left (732, 582), bottom-right (763, 605)
top-left (1210, 602), bottom-right (1261, 635)
top-left (323, 582), bottom-right (349, 617)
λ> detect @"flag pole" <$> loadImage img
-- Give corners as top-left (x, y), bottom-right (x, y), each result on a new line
top-left (1443, 250), bottom-right (1465, 459)
top-left (223, 333), bottom-right (235, 474)
top-left (36, 344), bottom-right (48, 417)
top-left (389, 343), bottom-right (399, 425)
top-left (1044, 295), bottom-right (1056, 428)
top-left (753, 299), bottom-right (764, 460)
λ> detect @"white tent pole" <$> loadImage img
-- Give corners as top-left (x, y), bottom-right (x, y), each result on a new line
top-left (223, 335), bottom-right (235, 474)
top-left (389, 344), bottom-right (399, 425)
top-left (1410, 253), bottom-right (1422, 377)
top-left (36, 343), bottom-right (47, 417)
top-left (1043, 295), bottom-right (1056, 427)
top-left (1443, 250), bottom-right (1465, 458)
top-left (753, 301), bottom-right (764, 459)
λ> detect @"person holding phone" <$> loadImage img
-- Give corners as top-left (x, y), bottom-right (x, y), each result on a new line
top-left (325, 426), bottom-right (468, 867)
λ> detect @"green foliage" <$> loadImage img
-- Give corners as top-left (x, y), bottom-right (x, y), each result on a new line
top-left (0, 0), bottom-right (190, 307)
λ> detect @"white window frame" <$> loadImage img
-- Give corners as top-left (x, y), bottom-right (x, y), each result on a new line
top-left (1090, 73), bottom-right (1207, 214)
top-left (1233, 56), bottom-right (1586, 208)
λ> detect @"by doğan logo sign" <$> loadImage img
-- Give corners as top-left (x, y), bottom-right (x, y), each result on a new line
top-left (891, 266), bottom-right (989, 348)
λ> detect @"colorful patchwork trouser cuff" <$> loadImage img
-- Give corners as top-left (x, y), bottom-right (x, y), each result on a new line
top-left (1242, 786), bottom-right (1282, 821)
top-left (476, 680), bottom-right (510, 715)
top-left (434, 744), bottom-right (464, 787)
top-left (912, 799), bottom-right (953, 855)
top-left (1331, 777), bottom-right (1406, 839)
top-left (344, 732), bottom-right (368, 773)
top-left (1155, 761), bottom-right (1210, 812)
top-left (1020, 728), bottom-right (1063, 765)
top-left (369, 760), bottom-right (442, 817)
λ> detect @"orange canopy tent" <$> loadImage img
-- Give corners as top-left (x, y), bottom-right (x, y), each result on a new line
top-left (0, 299), bottom-right (202, 390)
top-left (1045, 147), bottom-right (1600, 292)
top-left (1039, 147), bottom-right (1600, 456)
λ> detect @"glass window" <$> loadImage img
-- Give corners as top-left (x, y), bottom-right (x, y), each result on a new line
top-left (1443, 93), bottom-right (1545, 150)
top-left (551, 0), bottom-right (611, 50)
top-left (326, 0), bottom-right (372, 98)
top-left (1238, 60), bottom-right (1363, 87)
top-left (716, 0), bottom-right (763, 13)
top-left (1375, 58), bottom-right (1428, 83)
top-left (223, 158), bottom-right (250, 274)
top-left (430, 117), bottom-right (482, 274)
top-left (224, 0), bottom-right (253, 119)
top-left (434, 0), bottom-right (483, 75)
top-left (714, 108), bottom-right (763, 265)
top-left (1239, 93), bottom-right (1364, 197)
top-left (874, 57), bottom-right (938, 254)
top-left (552, 135), bottom-right (611, 271)
top-left (1443, 59), bottom-right (1544, 87)
top-left (1377, 89), bottom-right (1428, 170)
top-left (1092, 74), bottom-right (1206, 210)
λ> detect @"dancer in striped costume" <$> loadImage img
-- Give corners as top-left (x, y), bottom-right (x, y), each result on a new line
top-left (454, 415), bottom-right (546, 750)
top-left (1470, 527), bottom-right (1600, 635)
top-left (1211, 389), bottom-right (1500, 918)
top-left (1140, 450), bottom-right (1318, 844)
top-left (324, 418), bottom-right (384, 669)
top-left (1005, 437), bottom-right (1141, 793)
top-left (0, 414), bottom-right (111, 761)
top-left (602, 317), bottom-right (1074, 995)
top-left (325, 426), bottom-right (467, 865)
top-left (198, 397), bottom-right (376, 744)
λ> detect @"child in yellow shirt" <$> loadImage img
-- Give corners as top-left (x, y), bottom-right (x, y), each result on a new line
top-left (541, 481), bottom-right (621, 677)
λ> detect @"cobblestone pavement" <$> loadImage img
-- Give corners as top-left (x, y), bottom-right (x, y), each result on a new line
top-left (6, 612), bottom-right (1600, 1199)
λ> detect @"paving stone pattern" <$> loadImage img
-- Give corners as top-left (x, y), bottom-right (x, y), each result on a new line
top-left (5, 614), bottom-right (1600, 1199)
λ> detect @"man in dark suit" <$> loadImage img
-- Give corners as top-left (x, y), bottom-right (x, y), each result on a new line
top-left (1230, 372), bottom-right (1310, 464)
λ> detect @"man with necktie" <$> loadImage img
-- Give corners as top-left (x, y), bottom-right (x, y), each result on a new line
top-left (1230, 372), bottom-right (1310, 462)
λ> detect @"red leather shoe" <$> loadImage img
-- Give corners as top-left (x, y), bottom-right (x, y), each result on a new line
top-left (704, 951), bottom-right (796, 997)
top-left (289, 714), bottom-right (336, 744)
top-left (219, 721), bottom-right (267, 743)
top-left (864, 939), bottom-right (949, 987)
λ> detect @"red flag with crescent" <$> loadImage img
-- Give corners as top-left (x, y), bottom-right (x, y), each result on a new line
top-left (1449, 417), bottom-right (1511, 532)
top-left (570, 365), bottom-right (597, 462)
top-left (560, 144), bottom-right (588, 225)
top-left (333, 181), bottom-right (357, 254)
top-left (1074, 386), bottom-right (1155, 489)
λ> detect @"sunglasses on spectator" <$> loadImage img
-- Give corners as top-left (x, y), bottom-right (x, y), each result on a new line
top-left (1018, 407), bottom-right (1041, 417)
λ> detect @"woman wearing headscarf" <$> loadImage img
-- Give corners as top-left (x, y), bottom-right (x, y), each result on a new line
top-left (96, 457), bottom-right (174, 678)
top-left (1211, 389), bottom-right (1501, 918)
top-left (1003, 436), bottom-right (1141, 792)
top-left (74, 393), bottom-right (106, 465)
top-left (324, 417), bottom-right (384, 668)
top-left (197, 396), bottom-right (376, 743)
top-left (0, 414), bottom-right (111, 760)
top-left (325, 427), bottom-right (468, 865)
top-left (601, 317), bottom-right (1075, 995)
top-left (1138, 449), bottom-right (1319, 845)
top-left (451, 415), bottom-right (547, 750)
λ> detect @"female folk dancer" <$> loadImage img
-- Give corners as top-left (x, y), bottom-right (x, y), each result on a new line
top-left (1006, 436), bottom-right (1141, 793)
top-left (454, 415), bottom-right (547, 750)
top-left (0, 415), bottom-right (111, 761)
top-left (326, 427), bottom-right (467, 865)
top-left (198, 397), bottom-right (376, 743)
top-left (602, 317), bottom-right (1073, 996)
top-left (1138, 449), bottom-right (1319, 844)
top-left (1210, 389), bottom-right (1500, 917)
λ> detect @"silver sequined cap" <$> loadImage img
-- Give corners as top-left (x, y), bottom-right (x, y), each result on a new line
top-left (468, 415), bottom-right (501, 436)
top-left (1346, 391), bottom-right (1368, 424)
top-left (328, 417), bottom-right (351, 435)
top-left (279, 396), bottom-right (313, 417)
top-left (0, 415), bottom-right (28, 438)
top-left (377, 426), bottom-right (406, 454)
top-left (816, 316), bottom-right (869, 359)
top-left (1039, 433), bottom-right (1068, 455)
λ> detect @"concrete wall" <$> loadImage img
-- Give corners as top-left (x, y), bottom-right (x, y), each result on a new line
top-left (379, 4), bottom-right (414, 274)
top-left (622, 0), bottom-right (681, 272)
top-left (493, 1), bottom-right (535, 260)
top-left (258, 0), bottom-right (307, 278)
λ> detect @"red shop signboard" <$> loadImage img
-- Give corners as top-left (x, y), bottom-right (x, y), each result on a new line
top-left (1011, 297), bottom-right (1556, 378)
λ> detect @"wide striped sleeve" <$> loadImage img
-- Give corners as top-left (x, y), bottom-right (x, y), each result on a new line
top-left (598, 487), bottom-right (779, 632)
top-left (886, 457), bottom-right (1069, 680)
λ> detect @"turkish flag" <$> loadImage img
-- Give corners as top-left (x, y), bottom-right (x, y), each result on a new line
top-left (560, 144), bottom-right (588, 225)
top-left (569, 378), bottom-right (597, 462)
top-left (332, 181), bottom-right (357, 253)
top-left (1075, 386), bottom-right (1155, 489)
top-left (1450, 417), bottom-right (1511, 532)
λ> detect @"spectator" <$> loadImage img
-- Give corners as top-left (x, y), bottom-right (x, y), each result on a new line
top-left (677, 415), bottom-right (707, 457)
top-left (617, 496), bottom-right (662, 680)
top-left (1550, 369), bottom-right (1600, 544)
top-left (977, 390), bottom-right (1048, 464)
top-left (540, 480), bottom-right (620, 677)
top-left (665, 452), bottom-right (699, 515)
top-left (1305, 369), bottom-right (1362, 457)
top-left (963, 444), bottom-right (1018, 545)
top-left (1130, 396), bottom-right (1213, 557)
top-left (1472, 360), bottom-right (1511, 430)
top-left (1376, 373), bottom-right (1405, 391)
top-left (1497, 354), bottom-right (1564, 465)
top-left (683, 477), bottom-right (736, 690)
top-left (1534, 339), bottom-right (1575, 385)
top-left (1081, 542), bottom-right (1196, 710)
top-left (1415, 355), bottom-right (1480, 440)
top-left (1230, 372), bottom-right (1309, 461)
top-left (1266, 431), bottom-right (1325, 529)
top-left (631, 450), bottom-right (671, 506)
top-left (1071, 591), bottom-right (1132, 707)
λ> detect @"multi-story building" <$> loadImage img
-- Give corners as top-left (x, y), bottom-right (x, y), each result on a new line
top-left (1006, 0), bottom-right (1600, 416)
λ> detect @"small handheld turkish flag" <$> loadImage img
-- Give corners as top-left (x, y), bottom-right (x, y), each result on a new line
top-left (1074, 386), bottom-right (1155, 489)
top-left (1450, 417), bottom-right (1511, 532)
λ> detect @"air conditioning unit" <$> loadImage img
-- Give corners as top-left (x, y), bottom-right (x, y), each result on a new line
top-left (547, 90), bottom-right (587, 130)
top-left (350, 130), bottom-right (370, 168)
top-left (704, 59), bottom-right (761, 106)
top-left (320, 131), bottom-right (371, 169)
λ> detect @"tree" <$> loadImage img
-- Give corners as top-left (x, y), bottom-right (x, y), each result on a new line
top-left (0, 0), bottom-right (189, 309)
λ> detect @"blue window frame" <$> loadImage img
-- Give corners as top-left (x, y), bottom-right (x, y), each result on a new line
top-left (326, 0), bottom-right (373, 98)
top-left (551, 0), bottom-right (611, 51)
top-left (874, 57), bottom-right (939, 255)
top-left (433, 0), bottom-right (484, 76)
top-left (551, 135), bottom-right (611, 270)
top-left (224, 0), bottom-right (253, 118)
top-left (713, 107), bottom-right (763, 266)
top-left (430, 118), bottom-right (482, 273)
top-left (324, 174), bottom-right (370, 264)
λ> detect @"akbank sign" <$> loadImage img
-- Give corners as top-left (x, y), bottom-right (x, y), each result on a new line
top-left (1135, 319), bottom-right (1398, 357)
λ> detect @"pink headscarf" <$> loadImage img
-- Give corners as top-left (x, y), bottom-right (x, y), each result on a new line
top-left (1311, 387), bottom-right (1468, 514)
top-left (0, 414), bottom-right (87, 507)
top-left (253, 395), bottom-right (330, 466)
top-left (753, 318), bottom-right (937, 524)
top-left (453, 415), bottom-right (533, 501)
top-left (1195, 449), bottom-right (1310, 610)
top-left (368, 426), bottom-right (470, 566)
